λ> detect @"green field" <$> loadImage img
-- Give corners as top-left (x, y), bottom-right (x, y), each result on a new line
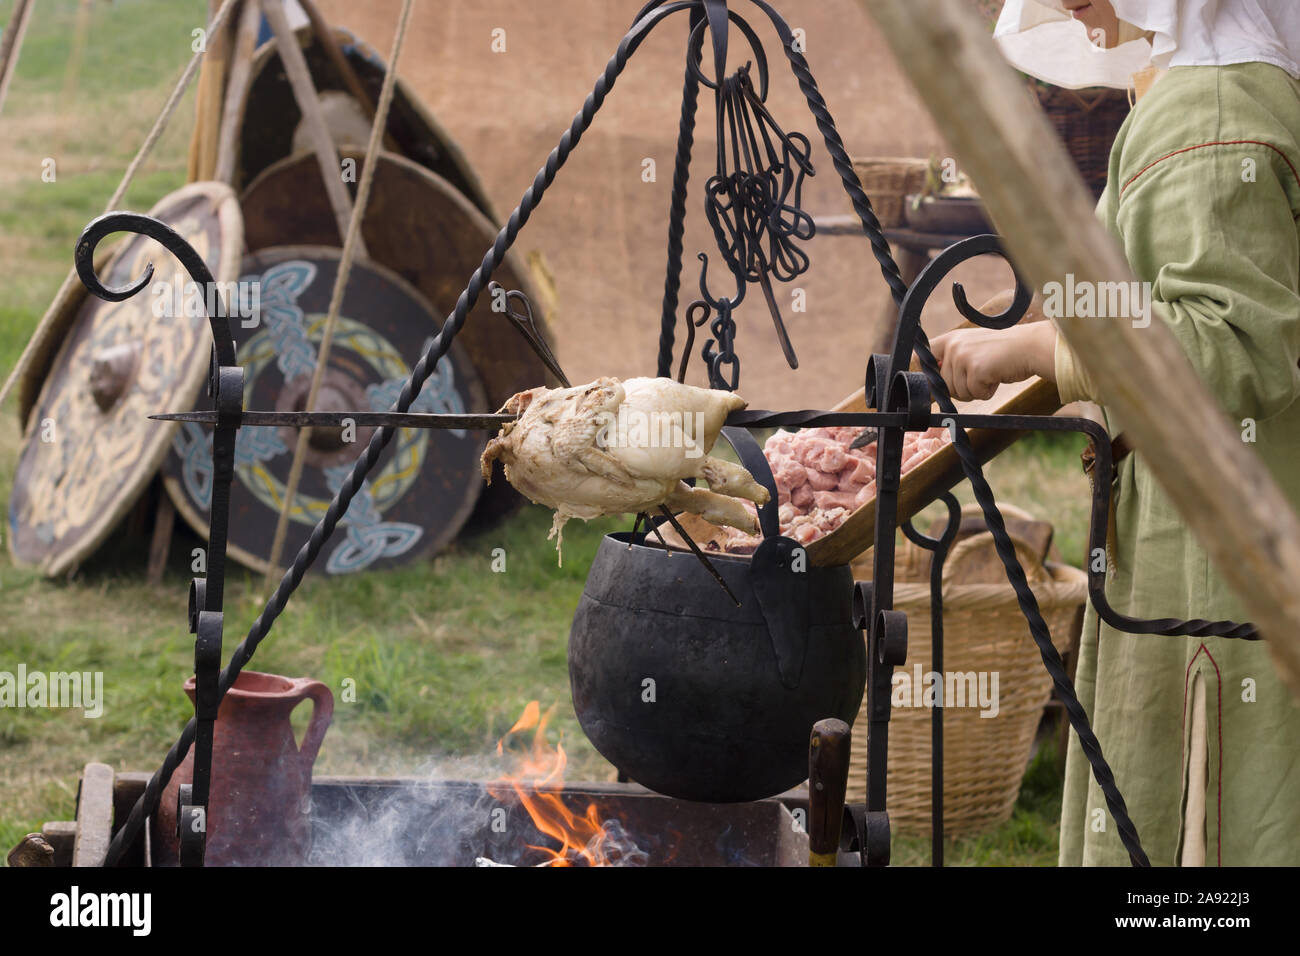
top-left (0, 0), bottom-right (1089, 866)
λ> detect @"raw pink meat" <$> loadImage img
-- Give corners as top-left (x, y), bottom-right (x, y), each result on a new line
top-left (854, 482), bottom-right (876, 508)
top-left (813, 490), bottom-right (859, 512)
top-left (806, 468), bottom-right (839, 492)
top-left (731, 425), bottom-right (952, 552)
top-left (791, 483), bottom-right (814, 509)
top-left (772, 456), bottom-right (808, 490)
top-left (791, 522), bottom-right (819, 545)
top-left (816, 445), bottom-right (848, 473)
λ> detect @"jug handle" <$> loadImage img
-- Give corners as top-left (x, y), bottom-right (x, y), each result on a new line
top-left (289, 678), bottom-right (335, 769)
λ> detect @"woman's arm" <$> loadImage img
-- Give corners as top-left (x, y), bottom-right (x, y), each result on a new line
top-left (932, 137), bottom-right (1300, 413)
top-left (928, 290), bottom-right (1056, 402)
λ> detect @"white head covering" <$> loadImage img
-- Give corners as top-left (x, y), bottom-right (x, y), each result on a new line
top-left (994, 0), bottom-right (1300, 90)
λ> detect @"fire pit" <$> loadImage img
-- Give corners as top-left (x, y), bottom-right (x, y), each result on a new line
top-left (309, 778), bottom-right (807, 867)
top-left (32, 766), bottom-right (807, 868)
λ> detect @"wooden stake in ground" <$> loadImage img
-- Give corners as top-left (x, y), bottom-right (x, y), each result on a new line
top-left (861, 0), bottom-right (1300, 695)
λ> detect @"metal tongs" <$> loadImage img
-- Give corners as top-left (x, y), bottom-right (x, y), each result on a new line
top-left (487, 281), bottom-right (568, 388)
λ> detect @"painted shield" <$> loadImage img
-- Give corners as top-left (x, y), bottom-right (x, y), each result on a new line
top-left (240, 148), bottom-right (556, 524)
top-left (233, 22), bottom-right (496, 220)
top-left (8, 182), bottom-right (243, 576)
top-left (160, 246), bottom-right (487, 575)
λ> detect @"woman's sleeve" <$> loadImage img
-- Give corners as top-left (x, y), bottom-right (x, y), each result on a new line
top-left (1054, 333), bottom-right (1098, 405)
top-left (1089, 142), bottom-right (1300, 422)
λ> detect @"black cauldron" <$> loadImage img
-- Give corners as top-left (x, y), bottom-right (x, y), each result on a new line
top-left (568, 428), bottom-right (867, 803)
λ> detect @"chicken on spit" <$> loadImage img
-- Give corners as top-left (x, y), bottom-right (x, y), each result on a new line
top-left (481, 376), bottom-right (769, 560)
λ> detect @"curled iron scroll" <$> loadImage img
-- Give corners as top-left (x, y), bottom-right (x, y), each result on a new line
top-left (76, 211), bottom-right (238, 373)
top-left (886, 233), bottom-right (1032, 391)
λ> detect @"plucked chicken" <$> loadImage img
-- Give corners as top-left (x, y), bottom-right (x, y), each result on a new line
top-left (480, 376), bottom-right (769, 559)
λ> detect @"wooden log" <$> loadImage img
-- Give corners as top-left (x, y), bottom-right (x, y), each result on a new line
top-left (7, 833), bottom-right (54, 867)
top-left (41, 821), bottom-right (76, 867)
top-left (112, 771), bottom-right (154, 866)
top-left (861, 0), bottom-right (1300, 694)
top-left (72, 762), bottom-right (115, 867)
top-left (260, 0), bottom-right (366, 257)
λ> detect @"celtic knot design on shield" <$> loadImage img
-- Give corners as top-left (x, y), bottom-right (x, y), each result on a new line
top-left (247, 260), bottom-right (318, 383)
top-left (365, 337), bottom-right (468, 438)
top-left (321, 464), bottom-right (423, 574)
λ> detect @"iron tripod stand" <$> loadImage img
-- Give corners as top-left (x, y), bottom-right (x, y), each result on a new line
top-left (70, 0), bottom-right (1259, 867)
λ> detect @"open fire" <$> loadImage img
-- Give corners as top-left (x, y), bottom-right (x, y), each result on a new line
top-left (489, 701), bottom-right (646, 866)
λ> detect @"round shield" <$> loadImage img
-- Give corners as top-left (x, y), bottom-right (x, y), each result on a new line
top-left (160, 246), bottom-right (487, 575)
top-left (8, 182), bottom-right (243, 576)
top-left (233, 22), bottom-right (497, 220)
top-left (240, 148), bottom-right (555, 523)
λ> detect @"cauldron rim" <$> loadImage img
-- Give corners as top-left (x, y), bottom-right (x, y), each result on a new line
top-left (604, 529), bottom-right (851, 571)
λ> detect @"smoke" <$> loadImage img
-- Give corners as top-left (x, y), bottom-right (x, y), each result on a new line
top-left (306, 756), bottom-right (649, 867)
top-left (307, 756), bottom-right (499, 867)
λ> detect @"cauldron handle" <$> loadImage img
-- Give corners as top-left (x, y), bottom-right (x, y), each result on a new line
top-left (719, 426), bottom-right (780, 539)
top-left (720, 426), bottom-right (810, 689)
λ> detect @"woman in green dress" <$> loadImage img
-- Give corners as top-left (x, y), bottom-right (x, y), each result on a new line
top-left (932, 0), bottom-right (1300, 865)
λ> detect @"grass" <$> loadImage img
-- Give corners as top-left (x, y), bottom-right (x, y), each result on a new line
top-left (892, 734), bottom-right (1066, 867)
top-left (0, 0), bottom-right (1089, 865)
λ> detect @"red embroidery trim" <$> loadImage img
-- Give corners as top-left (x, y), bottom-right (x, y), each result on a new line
top-left (1121, 139), bottom-right (1300, 203)
top-left (1183, 643), bottom-right (1224, 866)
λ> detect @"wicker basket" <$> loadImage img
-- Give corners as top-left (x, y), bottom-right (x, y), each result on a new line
top-left (847, 521), bottom-right (1087, 835)
top-left (1033, 85), bottom-right (1131, 200)
top-left (852, 157), bottom-right (929, 229)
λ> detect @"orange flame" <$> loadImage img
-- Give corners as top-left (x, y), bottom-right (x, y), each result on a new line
top-left (491, 701), bottom-right (618, 866)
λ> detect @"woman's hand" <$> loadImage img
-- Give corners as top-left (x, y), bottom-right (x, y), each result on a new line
top-left (929, 299), bottom-right (1058, 402)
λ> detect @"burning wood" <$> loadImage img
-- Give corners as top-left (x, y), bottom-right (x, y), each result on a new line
top-left (491, 701), bottom-right (647, 867)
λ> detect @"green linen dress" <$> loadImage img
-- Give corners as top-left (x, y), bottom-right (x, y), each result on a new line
top-left (1057, 61), bottom-right (1300, 866)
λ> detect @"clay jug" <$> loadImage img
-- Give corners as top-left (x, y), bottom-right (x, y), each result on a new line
top-left (155, 671), bottom-right (333, 866)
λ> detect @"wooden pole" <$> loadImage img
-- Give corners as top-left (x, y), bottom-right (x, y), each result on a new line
top-left (0, 0), bottom-right (35, 118)
top-left (860, 0), bottom-right (1300, 694)
top-left (262, 0), bottom-right (415, 583)
top-left (188, 0), bottom-right (235, 182)
top-left (213, 0), bottom-right (265, 186)
top-left (260, 0), bottom-right (365, 256)
top-left (297, 0), bottom-right (399, 153)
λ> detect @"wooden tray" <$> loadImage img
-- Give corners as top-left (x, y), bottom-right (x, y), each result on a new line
top-left (805, 376), bottom-right (1062, 566)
